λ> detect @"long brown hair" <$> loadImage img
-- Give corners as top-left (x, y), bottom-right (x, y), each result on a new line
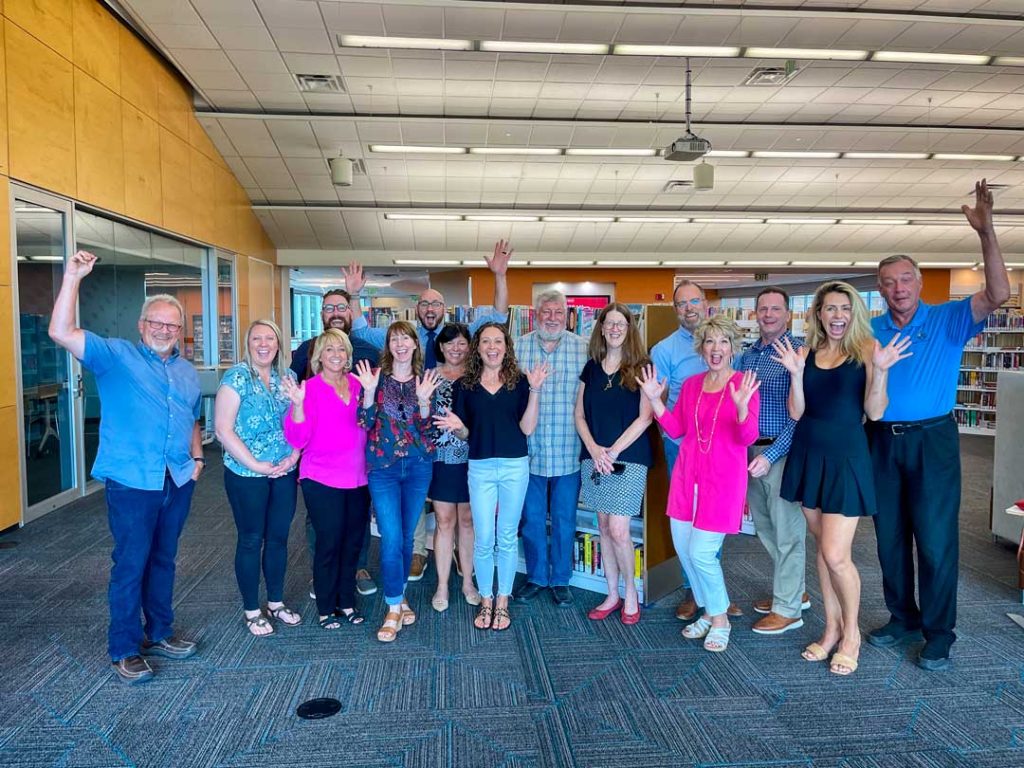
top-left (378, 320), bottom-right (423, 377)
top-left (463, 322), bottom-right (521, 391)
top-left (588, 303), bottom-right (648, 391)
top-left (804, 281), bottom-right (872, 365)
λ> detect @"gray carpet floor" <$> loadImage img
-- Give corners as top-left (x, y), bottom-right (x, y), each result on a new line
top-left (1, 436), bottom-right (1022, 767)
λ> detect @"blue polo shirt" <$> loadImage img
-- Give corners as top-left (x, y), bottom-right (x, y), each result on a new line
top-left (650, 325), bottom-right (708, 444)
top-left (871, 298), bottom-right (983, 422)
top-left (82, 331), bottom-right (201, 490)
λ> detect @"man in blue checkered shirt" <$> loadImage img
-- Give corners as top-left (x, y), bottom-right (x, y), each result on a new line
top-left (737, 287), bottom-right (810, 635)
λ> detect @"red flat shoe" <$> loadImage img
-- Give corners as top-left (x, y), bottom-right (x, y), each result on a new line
top-left (620, 606), bottom-right (641, 625)
top-left (587, 599), bottom-right (622, 620)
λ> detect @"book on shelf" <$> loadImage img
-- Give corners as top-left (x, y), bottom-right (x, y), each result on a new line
top-left (573, 533), bottom-right (643, 579)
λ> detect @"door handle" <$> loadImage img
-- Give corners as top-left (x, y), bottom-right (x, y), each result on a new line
top-left (74, 374), bottom-right (84, 399)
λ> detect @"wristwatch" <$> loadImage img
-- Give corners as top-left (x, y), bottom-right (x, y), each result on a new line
top-left (192, 456), bottom-right (206, 465)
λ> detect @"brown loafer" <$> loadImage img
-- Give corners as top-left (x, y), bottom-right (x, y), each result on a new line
top-left (727, 603), bottom-right (744, 617)
top-left (752, 612), bottom-right (805, 635)
top-left (753, 592), bottom-right (812, 615)
top-left (675, 597), bottom-right (697, 621)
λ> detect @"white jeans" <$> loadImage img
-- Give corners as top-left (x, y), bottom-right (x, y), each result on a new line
top-left (468, 456), bottom-right (530, 599)
top-left (671, 519), bottom-right (729, 617)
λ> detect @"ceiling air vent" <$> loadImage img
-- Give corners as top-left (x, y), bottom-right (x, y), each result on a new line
top-left (294, 74), bottom-right (347, 93)
top-left (743, 67), bottom-right (797, 86)
top-left (663, 180), bottom-right (694, 192)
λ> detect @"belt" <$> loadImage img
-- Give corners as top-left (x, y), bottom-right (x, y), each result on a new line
top-left (753, 437), bottom-right (776, 447)
top-left (872, 413), bottom-right (952, 436)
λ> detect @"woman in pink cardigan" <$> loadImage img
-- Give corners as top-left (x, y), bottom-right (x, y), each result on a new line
top-left (639, 315), bottom-right (760, 653)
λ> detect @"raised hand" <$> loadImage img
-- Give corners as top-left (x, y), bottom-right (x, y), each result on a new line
top-left (353, 359), bottom-right (380, 392)
top-left (342, 261), bottom-right (365, 294)
top-left (66, 250), bottom-right (98, 280)
top-left (872, 333), bottom-right (913, 371)
top-left (280, 377), bottom-right (306, 406)
top-left (771, 337), bottom-right (807, 376)
top-left (636, 363), bottom-right (667, 402)
top-left (415, 368), bottom-right (441, 404)
top-left (433, 409), bottom-right (465, 434)
top-left (526, 361), bottom-right (551, 390)
top-left (485, 239), bottom-right (512, 276)
top-left (962, 179), bottom-right (995, 234)
top-left (729, 369), bottom-right (760, 410)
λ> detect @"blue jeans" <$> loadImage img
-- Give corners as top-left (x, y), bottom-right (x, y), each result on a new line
top-left (105, 475), bottom-right (195, 661)
top-left (468, 457), bottom-right (530, 599)
top-left (224, 470), bottom-right (297, 611)
top-left (522, 471), bottom-right (582, 587)
top-left (368, 456), bottom-right (433, 606)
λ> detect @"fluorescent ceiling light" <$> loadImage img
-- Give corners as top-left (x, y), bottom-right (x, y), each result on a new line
top-left (745, 47), bottom-right (868, 61)
top-left (932, 153), bottom-right (1015, 162)
top-left (917, 261), bottom-right (977, 268)
top-left (616, 217), bottom-right (691, 224)
top-left (791, 260), bottom-right (854, 267)
top-left (480, 40), bottom-right (609, 55)
top-left (872, 50), bottom-right (991, 65)
top-left (529, 260), bottom-right (596, 266)
top-left (462, 260), bottom-right (487, 266)
top-left (1005, 262), bottom-right (1024, 268)
top-left (339, 35), bottom-right (472, 51)
top-left (370, 145), bottom-right (466, 154)
top-left (841, 152), bottom-right (930, 160)
top-left (613, 44), bottom-right (740, 57)
top-left (30, 255), bottom-right (65, 262)
top-left (385, 213), bottom-right (462, 221)
top-left (565, 148), bottom-right (657, 157)
top-left (853, 261), bottom-right (881, 267)
top-left (692, 217), bottom-right (765, 224)
top-left (727, 260), bottom-right (790, 266)
top-left (661, 260), bottom-right (726, 266)
top-left (468, 147), bottom-right (561, 156)
top-left (705, 150), bottom-right (751, 158)
top-left (910, 219), bottom-right (961, 225)
top-left (596, 261), bottom-right (661, 266)
top-left (394, 259), bottom-right (462, 266)
top-left (464, 214), bottom-right (540, 222)
top-left (766, 218), bottom-right (838, 225)
top-left (994, 57), bottom-right (1024, 67)
top-left (541, 216), bottom-right (614, 223)
top-left (839, 219), bottom-right (911, 226)
top-left (752, 150), bottom-right (841, 159)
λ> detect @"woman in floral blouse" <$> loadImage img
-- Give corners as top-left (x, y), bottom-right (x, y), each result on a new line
top-left (355, 321), bottom-right (440, 642)
top-left (214, 319), bottom-right (302, 636)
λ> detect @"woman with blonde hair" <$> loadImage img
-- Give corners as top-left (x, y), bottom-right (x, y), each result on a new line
top-left (774, 281), bottom-right (911, 675)
top-left (576, 304), bottom-right (653, 625)
top-left (282, 328), bottom-right (370, 629)
top-left (215, 319), bottom-right (302, 636)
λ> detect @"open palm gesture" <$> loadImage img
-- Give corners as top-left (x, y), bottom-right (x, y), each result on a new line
top-left (415, 368), bottom-right (441, 403)
top-left (636, 364), bottom-right (667, 402)
top-left (771, 337), bottom-right (807, 376)
top-left (485, 239), bottom-right (512, 275)
top-left (873, 333), bottom-right (913, 371)
top-left (280, 377), bottom-right (306, 406)
top-left (526, 361), bottom-right (551, 391)
top-left (962, 179), bottom-right (994, 235)
top-left (342, 261), bottom-right (365, 294)
top-left (729, 370), bottom-right (760, 410)
top-left (353, 359), bottom-right (380, 392)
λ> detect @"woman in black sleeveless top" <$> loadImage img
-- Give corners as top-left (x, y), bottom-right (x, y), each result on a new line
top-left (775, 281), bottom-right (910, 676)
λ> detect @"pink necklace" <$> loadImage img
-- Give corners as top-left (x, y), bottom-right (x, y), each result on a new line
top-left (694, 380), bottom-right (729, 454)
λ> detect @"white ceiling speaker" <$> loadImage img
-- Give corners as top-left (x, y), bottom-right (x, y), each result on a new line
top-left (693, 161), bottom-right (714, 191)
top-left (329, 156), bottom-right (353, 186)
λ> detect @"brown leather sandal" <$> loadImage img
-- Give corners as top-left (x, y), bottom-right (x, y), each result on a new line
top-left (491, 607), bottom-right (511, 631)
top-left (377, 610), bottom-right (403, 643)
top-left (474, 603), bottom-right (493, 630)
top-left (400, 602), bottom-right (416, 626)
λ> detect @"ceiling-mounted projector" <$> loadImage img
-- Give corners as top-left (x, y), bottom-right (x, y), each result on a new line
top-left (664, 132), bottom-right (712, 162)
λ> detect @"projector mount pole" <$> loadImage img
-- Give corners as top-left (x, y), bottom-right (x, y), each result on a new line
top-left (685, 57), bottom-right (692, 138)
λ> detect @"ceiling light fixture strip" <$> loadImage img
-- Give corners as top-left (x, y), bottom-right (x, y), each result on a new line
top-left (383, 213), bottom-right (1024, 226)
top-left (394, 258), bottom-right (986, 268)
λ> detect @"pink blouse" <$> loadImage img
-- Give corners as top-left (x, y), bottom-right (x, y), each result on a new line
top-left (284, 373), bottom-right (368, 489)
top-left (655, 371), bottom-right (760, 534)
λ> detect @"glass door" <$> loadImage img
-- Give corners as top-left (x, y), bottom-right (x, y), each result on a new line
top-left (12, 187), bottom-right (85, 521)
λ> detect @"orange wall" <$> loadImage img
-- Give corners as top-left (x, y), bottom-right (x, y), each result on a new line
top-left (921, 269), bottom-right (952, 304)
top-left (468, 268), bottom-right (681, 305)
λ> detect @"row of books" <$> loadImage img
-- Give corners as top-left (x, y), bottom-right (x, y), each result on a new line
top-left (958, 370), bottom-right (997, 387)
top-left (954, 409), bottom-right (996, 429)
top-left (964, 351), bottom-right (1024, 370)
top-left (575, 533), bottom-right (643, 579)
top-left (958, 391), bottom-right (996, 409)
top-left (985, 310), bottom-right (1024, 329)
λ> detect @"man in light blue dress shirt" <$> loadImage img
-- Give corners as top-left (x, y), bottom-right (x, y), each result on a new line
top-left (49, 250), bottom-right (203, 685)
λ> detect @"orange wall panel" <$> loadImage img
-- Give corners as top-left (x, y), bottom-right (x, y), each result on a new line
top-left (71, 0), bottom-right (118, 92)
top-left (0, 176), bottom-right (9, 287)
top-left (0, 21), bottom-right (8, 175)
top-left (5, 0), bottom-right (71, 58)
top-left (5, 20), bottom-right (75, 196)
top-left (117, 24), bottom-right (158, 119)
top-left (0, 405), bottom-right (20, 528)
top-left (122, 103), bottom-right (162, 226)
top-left (467, 267), bottom-right (679, 306)
top-left (159, 126), bottom-right (192, 237)
top-left (921, 268), bottom-right (951, 304)
top-left (74, 70), bottom-right (124, 212)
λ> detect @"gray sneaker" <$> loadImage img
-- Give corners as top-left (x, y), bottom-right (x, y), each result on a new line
top-left (112, 655), bottom-right (154, 685)
top-left (141, 635), bottom-right (197, 659)
top-left (356, 569), bottom-right (378, 596)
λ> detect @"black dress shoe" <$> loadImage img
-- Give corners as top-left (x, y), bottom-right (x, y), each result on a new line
top-left (141, 635), bottom-right (197, 659)
top-left (112, 655), bottom-right (154, 685)
top-left (514, 582), bottom-right (544, 602)
top-left (866, 620), bottom-right (923, 647)
top-left (917, 641), bottom-right (951, 671)
top-left (550, 586), bottom-right (573, 606)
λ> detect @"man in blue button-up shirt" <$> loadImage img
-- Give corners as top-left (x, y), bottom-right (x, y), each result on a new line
top-left (867, 180), bottom-right (1010, 671)
top-left (50, 250), bottom-right (203, 685)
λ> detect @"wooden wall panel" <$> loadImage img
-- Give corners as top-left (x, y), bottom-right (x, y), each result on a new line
top-left (0, 21), bottom-right (8, 175)
top-left (248, 258), bottom-right (274, 323)
top-left (189, 148), bottom-right (215, 245)
top-left (0, 176), bottom-right (9, 287)
top-left (214, 166), bottom-right (238, 250)
top-left (5, 20), bottom-right (75, 197)
top-left (5, 0), bottom-right (71, 58)
top-left (0, 405), bottom-right (20, 529)
top-left (159, 127), bottom-right (192, 236)
top-left (71, 0), bottom-right (118, 92)
top-left (122, 103), bottom-right (161, 226)
top-left (74, 70), bottom-right (124, 212)
top-left (188, 114), bottom-right (226, 170)
top-left (117, 24), bottom-right (158, 119)
top-left (0, 284), bottom-right (13, 409)
top-left (157, 64), bottom-right (190, 142)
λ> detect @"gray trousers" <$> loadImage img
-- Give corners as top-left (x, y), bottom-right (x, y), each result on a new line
top-left (747, 445), bottom-right (806, 618)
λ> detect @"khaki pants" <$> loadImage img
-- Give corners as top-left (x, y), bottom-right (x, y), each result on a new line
top-left (412, 507), bottom-right (428, 557)
top-left (746, 445), bottom-right (806, 618)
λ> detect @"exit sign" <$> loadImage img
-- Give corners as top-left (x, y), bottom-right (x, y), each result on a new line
top-left (754, 272), bottom-right (770, 281)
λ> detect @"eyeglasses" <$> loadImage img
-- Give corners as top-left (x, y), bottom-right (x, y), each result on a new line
top-left (674, 298), bottom-right (703, 308)
top-left (604, 321), bottom-right (628, 330)
top-left (322, 303), bottom-right (349, 313)
top-left (417, 300), bottom-right (444, 310)
top-left (143, 319), bottom-right (182, 333)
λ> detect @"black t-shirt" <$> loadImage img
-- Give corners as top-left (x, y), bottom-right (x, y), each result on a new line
top-left (452, 376), bottom-right (530, 460)
top-left (578, 359), bottom-right (653, 467)
top-left (289, 334), bottom-right (379, 383)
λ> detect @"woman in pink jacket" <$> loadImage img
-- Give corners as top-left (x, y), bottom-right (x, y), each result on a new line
top-left (639, 315), bottom-right (760, 653)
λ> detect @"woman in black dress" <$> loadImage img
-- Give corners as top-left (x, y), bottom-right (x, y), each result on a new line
top-left (775, 281), bottom-right (910, 676)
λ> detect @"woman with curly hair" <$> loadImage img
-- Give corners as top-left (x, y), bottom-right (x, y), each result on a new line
top-left (774, 281), bottom-right (910, 675)
top-left (576, 304), bottom-right (653, 625)
top-left (434, 322), bottom-right (550, 631)
top-left (354, 321), bottom-right (440, 642)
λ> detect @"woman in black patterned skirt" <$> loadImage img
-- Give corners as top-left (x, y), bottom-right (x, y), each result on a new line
top-left (575, 303), bottom-right (653, 625)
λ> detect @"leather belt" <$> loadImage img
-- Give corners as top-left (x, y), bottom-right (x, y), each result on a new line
top-left (872, 413), bottom-right (952, 436)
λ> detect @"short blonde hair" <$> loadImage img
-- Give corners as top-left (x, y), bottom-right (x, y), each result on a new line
top-left (310, 328), bottom-right (353, 374)
top-left (692, 315), bottom-right (742, 355)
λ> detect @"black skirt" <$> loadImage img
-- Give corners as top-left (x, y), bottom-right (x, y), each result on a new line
top-left (429, 461), bottom-right (470, 504)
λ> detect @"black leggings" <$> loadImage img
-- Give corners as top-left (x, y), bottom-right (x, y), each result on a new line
top-left (301, 479), bottom-right (371, 616)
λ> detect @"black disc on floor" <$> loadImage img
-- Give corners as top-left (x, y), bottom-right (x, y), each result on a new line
top-left (296, 698), bottom-right (342, 720)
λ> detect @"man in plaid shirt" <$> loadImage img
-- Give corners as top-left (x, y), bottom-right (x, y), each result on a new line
top-left (737, 287), bottom-right (810, 635)
top-left (516, 289), bottom-right (588, 606)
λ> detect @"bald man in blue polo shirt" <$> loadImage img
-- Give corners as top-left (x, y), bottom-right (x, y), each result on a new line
top-left (867, 180), bottom-right (1010, 671)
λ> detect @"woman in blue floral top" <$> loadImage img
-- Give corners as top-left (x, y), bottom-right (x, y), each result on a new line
top-left (355, 321), bottom-right (440, 642)
top-left (214, 319), bottom-right (302, 636)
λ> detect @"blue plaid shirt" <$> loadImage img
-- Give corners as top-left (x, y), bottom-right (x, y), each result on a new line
top-left (736, 331), bottom-right (804, 466)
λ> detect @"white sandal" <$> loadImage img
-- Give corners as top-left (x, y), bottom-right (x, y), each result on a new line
top-left (682, 616), bottom-right (712, 639)
top-left (704, 625), bottom-right (732, 653)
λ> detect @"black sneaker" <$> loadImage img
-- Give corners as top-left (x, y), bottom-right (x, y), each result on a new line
top-left (112, 655), bottom-right (154, 685)
top-left (514, 582), bottom-right (544, 602)
top-left (550, 586), bottom-right (573, 606)
top-left (141, 635), bottom-right (197, 659)
top-left (917, 641), bottom-right (951, 671)
top-left (866, 620), bottom-right (923, 648)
